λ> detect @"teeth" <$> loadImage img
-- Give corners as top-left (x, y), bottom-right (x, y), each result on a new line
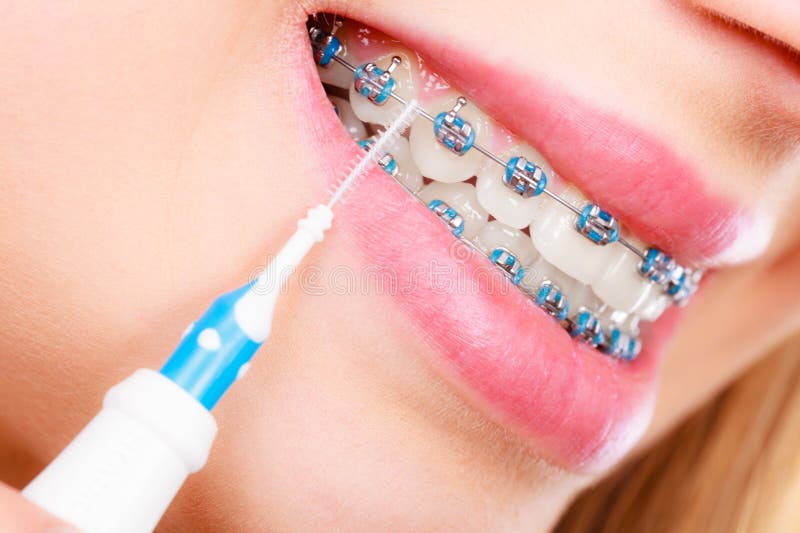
top-left (418, 181), bottom-right (488, 239)
top-left (475, 144), bottom-right (553, 229)
top-left (329, 96), bottom-right (367, 141)
top-left (522, 247), bottom-right (604, 319)
top-left (591, 236), bottom-right (654, 313)
top-left (568, 284), bottom-right (603, 315)
top-left (409, 93), bottom-right (490, 183)
top-left (380, 134), bottom-right (423, 193)
top-left (311, 20), bottom-right (698, 360)
top-left (473, 221), bottom-right (539, 283)
top-left (349, 48), bottom-right (418, 126)
top-left (521, 256), bottom-right (576, 296)
top-left (529, 186), bottom-right (614, 284)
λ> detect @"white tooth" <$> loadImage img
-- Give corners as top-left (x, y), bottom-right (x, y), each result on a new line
top-left (521, 257), bottom-right (602, 320)
top-left (568, 283), bottom-right (603, 314)
top-left (638, 291), bottom-right (672, 322)
top-left (316, 26), bottom-right (356, 90)
top-left (328, 96), bottom-right (367, 141)
top-left (591, 236), bottom-right (654, 313)
top-left (383, 135), bottom-right (423, 193)
top-left (475, 144), bottom-right (553, 229)
top-left (473, 221), bottom-right (538, 265)
top-left (409, 93), bottom-right (490, 183)
top-left (529, 186), bottom-right (613, 284)
top-left (418, 181), bottom-right (488, 239)
top-left (521, 255), bottom-right (576, 296)
top-left (349, 48), bottom-right (418, 126)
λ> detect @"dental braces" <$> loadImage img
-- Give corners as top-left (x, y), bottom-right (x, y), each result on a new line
top-left (421, 197), bottom-right (643, 360)
top-left (310, 23), bottom-right (702, 360)
top-left (358, 139), bottom-right (399, 177)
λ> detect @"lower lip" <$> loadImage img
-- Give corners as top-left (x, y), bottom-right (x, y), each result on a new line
top-left (287, 21), bottom-right (680, 472)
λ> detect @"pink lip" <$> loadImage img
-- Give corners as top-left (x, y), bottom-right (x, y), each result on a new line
top-left (284, 9), bottom-right (753, 471)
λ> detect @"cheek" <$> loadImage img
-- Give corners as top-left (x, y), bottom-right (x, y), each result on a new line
top-left (648, 238), bottom-right (800, 443)
top-left (0, 0), bottom-right (313, 461)
top-left (0, 1), bottom-right (270, 353)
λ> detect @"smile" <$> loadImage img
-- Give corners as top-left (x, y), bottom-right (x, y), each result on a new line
top-left (285, 10), bottom-right (761, 471)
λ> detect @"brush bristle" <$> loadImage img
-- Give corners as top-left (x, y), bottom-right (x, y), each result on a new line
top-left (327, 99), bottom-right (420, 208)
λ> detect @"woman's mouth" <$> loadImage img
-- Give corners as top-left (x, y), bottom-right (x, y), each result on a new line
top-left (279, 9), bottom-right (766, 472)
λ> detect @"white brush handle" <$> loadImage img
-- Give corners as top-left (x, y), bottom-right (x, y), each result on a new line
top-left (20, 205), bottom-right (335, 533)
top-left (22, 369), bottom-right (218, 533)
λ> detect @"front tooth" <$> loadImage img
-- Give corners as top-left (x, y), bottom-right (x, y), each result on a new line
top-left (418, 181), bottom-right (488, 239)
top-left (474, 222), bottom-right (538, 284)
top-left (529, 186), bottom-right (614, 284)
top-left (329, 96), bottom-right (367, 141)
top-left (475, 144), bottom-right (553, 229)
top-left (382, 135), bottom-right (423, 193)
top-left (349, 48), bottom-right (418, 126)
top-left (409, 93), bottom-right (490, 183)
top-left (591, 236), bottom-right (654, 313)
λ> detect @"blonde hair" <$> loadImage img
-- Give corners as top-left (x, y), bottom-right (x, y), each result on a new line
top-left (555, 334), bottom-right (800, 533)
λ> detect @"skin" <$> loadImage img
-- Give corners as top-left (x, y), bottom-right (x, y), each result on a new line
top-left (0, 482), bottom-right (74, 532)
top-left (1, 0), bottom-right (799, 530)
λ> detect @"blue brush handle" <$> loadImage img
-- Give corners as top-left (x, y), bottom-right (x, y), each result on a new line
top-left (160, 282), bottom-right (262, 410)
top-left (159, 205), bottom-right (334, 410)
